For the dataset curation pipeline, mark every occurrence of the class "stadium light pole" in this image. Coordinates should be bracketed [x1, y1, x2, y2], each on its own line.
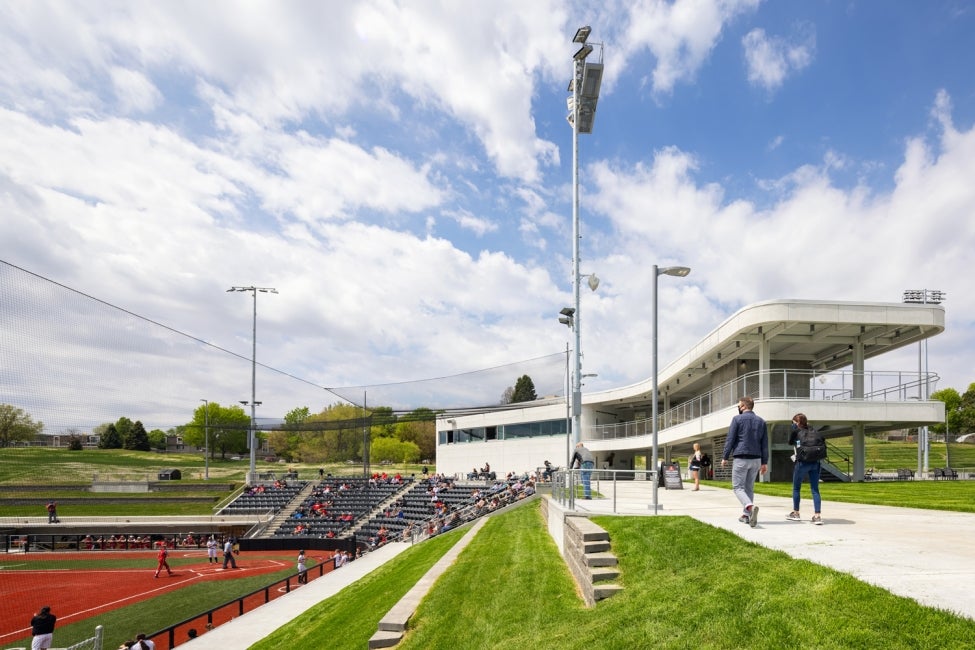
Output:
[651, 265, 691, 513]
[902, 288, 945, 478]
[200, 399, 209, 480]
[228, 285, 277, 485]
[566, 25, 602, 448]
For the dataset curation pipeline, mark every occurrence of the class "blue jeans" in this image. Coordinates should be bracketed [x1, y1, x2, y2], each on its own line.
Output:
[792, 461, 822, 513]
[731, 457, 761, 512]
[581, 461, 594, 498]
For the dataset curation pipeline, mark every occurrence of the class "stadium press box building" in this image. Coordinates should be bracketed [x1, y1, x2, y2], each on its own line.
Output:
[435, 299, 946, 484]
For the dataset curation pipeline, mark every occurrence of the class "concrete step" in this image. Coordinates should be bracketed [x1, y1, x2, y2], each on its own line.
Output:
[369, 629, 403, 649]
[584, 551, 618, 567]
[584, 540, 611, 553]
[593, 583, 624, 601]
[591, 566, 620, 583]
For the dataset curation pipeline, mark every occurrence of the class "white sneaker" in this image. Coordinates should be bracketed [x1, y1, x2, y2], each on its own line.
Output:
[811, 514, 823, 525]
[786, 511, 801, 521]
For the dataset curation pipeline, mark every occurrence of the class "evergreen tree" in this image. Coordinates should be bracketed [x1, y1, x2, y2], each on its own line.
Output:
[125, 420, 151, 451]
[511, 375, 538, 403]
[98, 423, 122, 449]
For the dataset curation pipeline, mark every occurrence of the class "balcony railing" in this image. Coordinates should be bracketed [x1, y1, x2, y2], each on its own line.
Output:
[586, 369, 939, 442]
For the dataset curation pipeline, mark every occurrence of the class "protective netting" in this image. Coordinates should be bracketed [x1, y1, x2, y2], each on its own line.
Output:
[1, 260, 567, 434]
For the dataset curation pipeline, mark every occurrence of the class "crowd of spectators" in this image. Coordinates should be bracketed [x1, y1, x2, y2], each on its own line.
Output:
[78, 532, 215, 550]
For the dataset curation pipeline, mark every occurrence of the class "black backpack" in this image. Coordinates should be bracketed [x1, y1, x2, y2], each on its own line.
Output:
[796, 428, 827, 462]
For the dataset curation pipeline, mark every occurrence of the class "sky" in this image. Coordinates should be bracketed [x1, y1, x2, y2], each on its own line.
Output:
[2, 0, 974, 433]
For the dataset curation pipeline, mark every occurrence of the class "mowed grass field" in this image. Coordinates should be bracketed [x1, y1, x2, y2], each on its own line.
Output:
[2, 445, 974, 649]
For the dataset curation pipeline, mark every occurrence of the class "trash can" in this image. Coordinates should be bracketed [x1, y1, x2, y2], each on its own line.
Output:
[157, 469, 182, 480]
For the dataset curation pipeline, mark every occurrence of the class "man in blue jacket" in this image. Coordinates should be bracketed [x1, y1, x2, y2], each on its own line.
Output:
[721, 396, 768, 527]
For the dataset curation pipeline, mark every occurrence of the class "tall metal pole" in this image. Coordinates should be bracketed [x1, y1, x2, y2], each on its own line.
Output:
[651, 265, 691, 514]
[249, 289, 257, 484]
[651, 265, 660, 513]
[228, 285, 276, 486]
[571, 53, 582, 448]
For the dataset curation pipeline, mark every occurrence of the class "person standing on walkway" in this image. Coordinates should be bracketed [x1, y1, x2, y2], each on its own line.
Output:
[46, 501, 58, 523]
[721, 396, 768, 527]
[153, 542, 173, 578]
[222, 537, 237, 569]
[571, 442, 596, 499]
[787, 413, 825, 525]
[689, 442, 703, 491]
[30, 605, 56, 650]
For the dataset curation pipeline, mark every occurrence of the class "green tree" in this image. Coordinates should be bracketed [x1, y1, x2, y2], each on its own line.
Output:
[148, 429, 167, 450]
[930, 388, 963, 436]
[0, 404, 44, 447]
[511, 375, 538, 403]
[183, 402, 250, 458]
[124, 420, 151, 451]
[268, 406, 313, 461]
[959, 382, 975, 433]
[370, 406, 398, 438]
[370, 436, 421, 464]
[115, 417, 134, 447]
[300, 403, 367, 463]
[98, 423, 122, 449]
[395, 408, 437, 461]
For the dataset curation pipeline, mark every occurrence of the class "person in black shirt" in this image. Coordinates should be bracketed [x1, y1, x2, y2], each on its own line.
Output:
[30, 605, 56, 650]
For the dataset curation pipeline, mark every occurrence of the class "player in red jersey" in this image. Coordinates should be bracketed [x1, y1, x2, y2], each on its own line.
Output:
[153, 542, 173, 578]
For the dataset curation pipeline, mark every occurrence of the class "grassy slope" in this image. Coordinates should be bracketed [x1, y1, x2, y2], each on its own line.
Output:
[274, 502, 975, 650]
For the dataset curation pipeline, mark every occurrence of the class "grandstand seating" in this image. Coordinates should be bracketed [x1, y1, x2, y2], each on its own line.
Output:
[270, 475, 412, 539]
[219, 481, 308, 515]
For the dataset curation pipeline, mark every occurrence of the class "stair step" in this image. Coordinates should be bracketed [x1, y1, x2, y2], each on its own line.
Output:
[584, 551, 618, 567]
[368, 629, 403, 649]
[591, 567, 620, 583]
[593, 584, 624, 601]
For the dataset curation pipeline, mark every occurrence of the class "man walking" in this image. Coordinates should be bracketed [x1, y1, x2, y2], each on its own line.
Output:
[571, 442, 596, 499]
[721, 396, 768, 527]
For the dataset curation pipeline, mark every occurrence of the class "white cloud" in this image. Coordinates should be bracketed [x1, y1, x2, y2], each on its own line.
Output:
[110, 67, 162, 114]
[620, 0, 762, 94]
[742, 25, 815, 92]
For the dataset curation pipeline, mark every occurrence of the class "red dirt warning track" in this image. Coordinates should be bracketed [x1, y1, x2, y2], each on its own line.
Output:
[0, 549, 326, 647]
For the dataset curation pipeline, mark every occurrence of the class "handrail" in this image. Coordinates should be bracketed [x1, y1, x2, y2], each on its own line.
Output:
[587, 369, 940, 442]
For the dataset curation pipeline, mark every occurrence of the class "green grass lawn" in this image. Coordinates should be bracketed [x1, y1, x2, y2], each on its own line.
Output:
[749, 478, 975, 512]
[249, 502, 975, 650]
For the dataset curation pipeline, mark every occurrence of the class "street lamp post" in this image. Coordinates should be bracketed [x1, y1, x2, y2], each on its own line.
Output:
[651, 265, 691, 513]
[200, 399, 209, 480]
[902, 289, 946, 478]
[228, 285, 277, 485]
[565, 25, 602, 447]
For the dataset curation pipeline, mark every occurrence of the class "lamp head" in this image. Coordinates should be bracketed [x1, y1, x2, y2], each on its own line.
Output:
[573, 25, 592, 44]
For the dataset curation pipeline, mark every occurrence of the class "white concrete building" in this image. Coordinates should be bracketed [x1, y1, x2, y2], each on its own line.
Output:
[436, 299, 946, 482]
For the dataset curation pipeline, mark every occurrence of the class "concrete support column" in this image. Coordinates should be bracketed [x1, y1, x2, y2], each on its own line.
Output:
[852, 422, 866, 481]
[759, 338, 770, 399]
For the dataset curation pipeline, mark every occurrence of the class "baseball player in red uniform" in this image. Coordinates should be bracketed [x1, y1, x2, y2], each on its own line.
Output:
[154, 542, 173, 578]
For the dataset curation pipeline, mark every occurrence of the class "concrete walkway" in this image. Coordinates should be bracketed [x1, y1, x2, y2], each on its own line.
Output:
[557, 479, 975, 620]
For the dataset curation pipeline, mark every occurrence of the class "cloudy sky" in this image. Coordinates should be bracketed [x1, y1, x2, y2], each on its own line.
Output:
[2, 1, 974, 432]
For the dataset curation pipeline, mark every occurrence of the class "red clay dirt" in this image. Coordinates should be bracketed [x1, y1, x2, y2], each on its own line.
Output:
[0, 548, 331, 649]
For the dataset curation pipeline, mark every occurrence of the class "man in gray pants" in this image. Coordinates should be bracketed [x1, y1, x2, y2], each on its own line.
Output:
[721, 396, 768, 527]
[571, 442, 596, 499]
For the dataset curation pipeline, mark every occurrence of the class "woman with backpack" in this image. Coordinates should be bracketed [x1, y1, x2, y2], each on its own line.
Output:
[787, 413, 825, 525]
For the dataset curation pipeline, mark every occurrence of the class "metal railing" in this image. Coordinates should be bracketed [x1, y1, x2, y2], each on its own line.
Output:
[588, 369, 940, 442]
[551, 468, 656, 513]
